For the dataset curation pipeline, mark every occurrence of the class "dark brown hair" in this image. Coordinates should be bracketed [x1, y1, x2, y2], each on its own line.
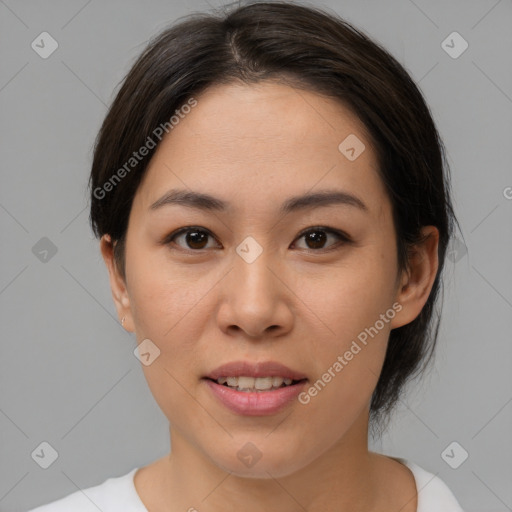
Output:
[88, 0, 459, 433]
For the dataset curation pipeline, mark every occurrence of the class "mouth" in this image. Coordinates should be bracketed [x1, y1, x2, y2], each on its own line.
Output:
[205, 376, 307, 392]
[202, 361, 308, 415]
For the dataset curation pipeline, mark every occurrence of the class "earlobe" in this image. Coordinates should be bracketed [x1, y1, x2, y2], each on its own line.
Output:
[100, 234, 133, 331]
[390, 226, 440, 330]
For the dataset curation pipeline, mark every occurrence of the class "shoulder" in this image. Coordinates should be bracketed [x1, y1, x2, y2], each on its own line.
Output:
[396, 458, 465, 512]
[27, 468, 146, 512]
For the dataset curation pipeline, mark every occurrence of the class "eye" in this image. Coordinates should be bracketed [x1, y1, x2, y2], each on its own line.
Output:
[292, 226, 351, 252]
[163, 226, 219, 252]
[163, 225, 351, 253]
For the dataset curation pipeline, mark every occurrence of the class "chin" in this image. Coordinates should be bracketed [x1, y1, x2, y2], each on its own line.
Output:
[208, 442, 314, 480]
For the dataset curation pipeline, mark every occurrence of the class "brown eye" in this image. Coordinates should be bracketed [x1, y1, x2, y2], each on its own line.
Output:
[165, 227, 219, 251]
[304, 230, 328, 249]
[293, 227, 350, 252]
[163, 225, 350, 254]
[182, 230, 209, 249]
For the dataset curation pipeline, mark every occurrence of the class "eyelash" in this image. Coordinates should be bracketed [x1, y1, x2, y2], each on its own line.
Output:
[162, 225, 352, 254]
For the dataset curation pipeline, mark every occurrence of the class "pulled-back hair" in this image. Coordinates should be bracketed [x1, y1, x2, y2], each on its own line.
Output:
[88, 0, 459, 433]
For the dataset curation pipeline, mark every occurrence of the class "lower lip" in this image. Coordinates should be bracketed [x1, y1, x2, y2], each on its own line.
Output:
[204, 379, 307, 416]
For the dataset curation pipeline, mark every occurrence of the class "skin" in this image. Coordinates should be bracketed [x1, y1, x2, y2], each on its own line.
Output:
[100, 80, 439, 512]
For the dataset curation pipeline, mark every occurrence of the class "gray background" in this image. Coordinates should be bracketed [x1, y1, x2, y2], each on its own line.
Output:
[1, 0, 511, 510]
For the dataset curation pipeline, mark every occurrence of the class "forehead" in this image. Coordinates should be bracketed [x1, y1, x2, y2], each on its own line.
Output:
[134, 80, 387, 216]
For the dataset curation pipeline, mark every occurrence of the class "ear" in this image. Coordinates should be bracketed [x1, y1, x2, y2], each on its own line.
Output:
[100, 234, 133, 332]
[390, 226, 440, 329]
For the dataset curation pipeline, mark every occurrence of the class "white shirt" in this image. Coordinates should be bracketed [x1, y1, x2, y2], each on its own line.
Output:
[27, 458, 464, 511]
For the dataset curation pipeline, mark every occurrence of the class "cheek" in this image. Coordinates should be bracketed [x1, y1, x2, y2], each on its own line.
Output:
[126, 262, 209, 413]
[303, 247, 397, 339]
[129, 269, 209, 423]
[293, 277, 394, 447]
[127, 247, 208, 340]
[296, 244, 397, 397]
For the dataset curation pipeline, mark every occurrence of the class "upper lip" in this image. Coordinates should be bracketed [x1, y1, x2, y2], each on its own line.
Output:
[205, 361, 307, 381]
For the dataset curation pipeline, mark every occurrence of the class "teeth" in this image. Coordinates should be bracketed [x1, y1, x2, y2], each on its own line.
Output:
[254, 377, 273, 390]
[237, 376, 255, 389]
[272, 376, 283, 387]
[215, 376, 296, 391]
[226, 377, 238, 387]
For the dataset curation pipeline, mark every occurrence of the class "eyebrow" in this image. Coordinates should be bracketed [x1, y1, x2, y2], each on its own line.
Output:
[149, 188, 368, 214]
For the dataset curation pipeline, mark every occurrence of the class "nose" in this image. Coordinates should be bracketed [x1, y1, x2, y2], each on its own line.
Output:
[216, 245, 294, 339]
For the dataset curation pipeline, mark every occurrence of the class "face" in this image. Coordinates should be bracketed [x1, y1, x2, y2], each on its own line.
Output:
[102, 80, 437, 479]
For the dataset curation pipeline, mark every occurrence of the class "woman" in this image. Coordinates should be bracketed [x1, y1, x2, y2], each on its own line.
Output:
[29, 1, 464, 510]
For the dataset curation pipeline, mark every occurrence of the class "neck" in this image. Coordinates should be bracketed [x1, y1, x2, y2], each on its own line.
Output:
[153, 410, 384, 512]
